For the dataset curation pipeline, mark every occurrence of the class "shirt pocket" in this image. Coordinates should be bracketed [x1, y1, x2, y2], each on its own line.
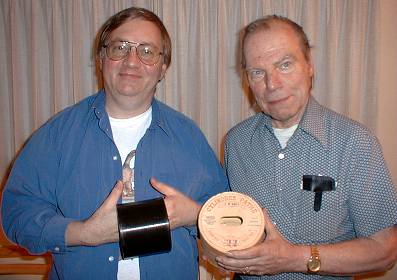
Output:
[292, 185, 349, 243]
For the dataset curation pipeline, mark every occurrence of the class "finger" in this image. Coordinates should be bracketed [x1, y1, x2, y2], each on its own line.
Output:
[150, 177, 178, 196]
[262, 208, 277, 235]
[103, 181, 123, 207]
[216, 260, 247, 273]
[223, 242, 265, 259]
[215, 264, 233, 276]
[220, 269, 233, 277]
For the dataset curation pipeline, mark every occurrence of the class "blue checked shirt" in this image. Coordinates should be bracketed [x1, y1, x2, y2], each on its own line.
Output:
[224, 96, 397, 280]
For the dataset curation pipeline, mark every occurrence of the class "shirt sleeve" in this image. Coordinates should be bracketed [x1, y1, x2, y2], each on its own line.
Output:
[1, 127, 74, 255]
[183, 125, 230, 237]
[347, 129, 397, 237]
[197, 126, 230, 201]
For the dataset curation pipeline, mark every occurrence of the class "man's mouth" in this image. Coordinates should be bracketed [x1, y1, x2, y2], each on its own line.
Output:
[267, 95, 290, 105]
[119, 72, 141, 79]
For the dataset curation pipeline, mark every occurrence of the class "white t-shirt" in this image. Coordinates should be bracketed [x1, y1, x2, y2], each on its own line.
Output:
[109, 107, 152, 280]
[273, 124, 298, 149]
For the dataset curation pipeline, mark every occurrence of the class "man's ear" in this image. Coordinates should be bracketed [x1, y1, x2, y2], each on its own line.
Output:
[99, 56, 103, 72]
[307, 51, 314, 77]
[159, 63, 167, 81]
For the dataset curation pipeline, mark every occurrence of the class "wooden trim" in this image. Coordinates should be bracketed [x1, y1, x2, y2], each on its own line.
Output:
[0, 245, 51, 275]
[0, 263, 51, 275]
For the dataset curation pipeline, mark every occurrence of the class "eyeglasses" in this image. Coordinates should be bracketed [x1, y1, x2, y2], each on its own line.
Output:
[103, 41, 163, 65]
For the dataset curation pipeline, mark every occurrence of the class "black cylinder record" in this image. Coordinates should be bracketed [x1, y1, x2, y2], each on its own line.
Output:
[117, 197, 171, 259]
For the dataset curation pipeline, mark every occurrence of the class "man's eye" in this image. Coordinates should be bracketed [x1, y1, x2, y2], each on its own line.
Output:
[110, 43, 125, 52]
[279, 61, 292, 71]
[119, 43, 129, 50]
[143, 47, 153, 54]
[138, 45, 158, 58]
[249, 70, 264, 77]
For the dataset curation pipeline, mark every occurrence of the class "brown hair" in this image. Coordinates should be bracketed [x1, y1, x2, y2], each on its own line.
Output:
[241, 15, 311, 68]
[96, 7, 171, 68]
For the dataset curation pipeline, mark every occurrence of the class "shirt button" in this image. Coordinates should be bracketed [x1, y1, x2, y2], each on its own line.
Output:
[108, 256, 114, 262]
[54, 247, 60, 252]
[278, 153, 285, 159]
[113, 156, 118, 160]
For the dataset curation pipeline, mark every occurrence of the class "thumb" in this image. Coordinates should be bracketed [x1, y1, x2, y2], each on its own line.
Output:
[150, 177, 177, 196]
[262, 208, 277, 237]
[103, 181, 123, 208]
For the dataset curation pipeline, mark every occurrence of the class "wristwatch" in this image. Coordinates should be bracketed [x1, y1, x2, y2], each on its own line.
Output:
[307, 245, 321, 273]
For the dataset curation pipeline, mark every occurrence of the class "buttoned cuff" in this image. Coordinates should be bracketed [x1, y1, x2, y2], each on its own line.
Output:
[42, 215, 75, 253]
[184, 225, 198, 237]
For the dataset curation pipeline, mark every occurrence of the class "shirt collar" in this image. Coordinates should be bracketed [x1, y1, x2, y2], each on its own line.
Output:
[91, 91, 169, 136]
[91, 89, 106, 119]
[299, 96, 328, 148]
[257, 96, 328, 148]
[149, 99, 170, 136]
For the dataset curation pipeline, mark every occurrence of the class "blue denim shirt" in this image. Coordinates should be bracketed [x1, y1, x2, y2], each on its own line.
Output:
[2, 90, 229, 280]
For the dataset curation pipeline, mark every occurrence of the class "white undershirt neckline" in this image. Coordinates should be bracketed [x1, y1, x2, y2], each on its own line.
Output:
[273, 124, 298, 149]
[109, 107, 152, 164]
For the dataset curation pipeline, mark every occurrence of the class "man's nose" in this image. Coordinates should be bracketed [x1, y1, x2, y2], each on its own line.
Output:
[123, 47, 141, 66]
[266, 71, 282, 91]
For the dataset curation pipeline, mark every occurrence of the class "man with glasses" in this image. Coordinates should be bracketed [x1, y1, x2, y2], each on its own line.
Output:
[216, 15, 397, 279]
[1, 7, 228, 280]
